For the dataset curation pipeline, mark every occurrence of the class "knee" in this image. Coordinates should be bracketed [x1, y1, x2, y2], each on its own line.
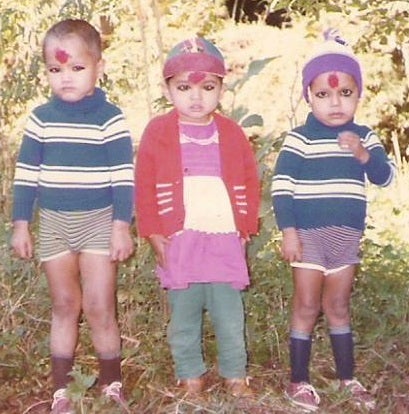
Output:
[83, 300, 115, 326]
[52, 295, 81, 320]
[293, 298, 321, 322]
[323, 297, 350, 321]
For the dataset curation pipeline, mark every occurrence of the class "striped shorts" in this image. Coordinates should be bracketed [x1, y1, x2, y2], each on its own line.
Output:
[39, 206, 112, 262]
[291, 225, 362, 275]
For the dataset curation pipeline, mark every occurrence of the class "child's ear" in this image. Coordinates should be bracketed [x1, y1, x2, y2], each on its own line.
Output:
[97, 58, 106, 80]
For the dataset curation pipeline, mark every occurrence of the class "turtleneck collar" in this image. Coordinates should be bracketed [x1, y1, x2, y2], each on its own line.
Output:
[50, 87, 106, 114]
[306, 112, 357, 135]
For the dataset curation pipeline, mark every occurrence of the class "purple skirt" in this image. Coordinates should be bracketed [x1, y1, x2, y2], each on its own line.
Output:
[157, 229, 250, 290]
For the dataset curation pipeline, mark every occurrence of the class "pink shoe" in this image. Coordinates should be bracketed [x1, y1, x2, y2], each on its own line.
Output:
[102, 381, 130, 413]
[340, 379, 376, 410]
[50, 388, 74, 414]
[285, 382, 320, 412]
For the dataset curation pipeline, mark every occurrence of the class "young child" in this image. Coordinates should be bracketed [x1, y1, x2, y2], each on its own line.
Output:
[11, 19, 134, 414]
[271, 30, 395, 412]
[135, 37, 260, 397]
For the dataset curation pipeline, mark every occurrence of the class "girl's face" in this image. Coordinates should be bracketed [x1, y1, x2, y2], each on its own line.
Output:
[163, 72, 224, 123]
[44, 34, 104, 103]
[309, 71, 360, 127]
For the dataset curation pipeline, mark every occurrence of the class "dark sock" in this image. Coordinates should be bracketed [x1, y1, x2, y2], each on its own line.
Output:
[98, 355, 122, 386]
[329, 326, 354, 380]
[289, 330, 312, 383]
[51, 355, 74, 392]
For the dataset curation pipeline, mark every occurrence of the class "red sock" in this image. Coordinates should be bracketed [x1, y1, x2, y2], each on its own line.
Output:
[98, 355, 122, 386]
[51, 355, 74, 392]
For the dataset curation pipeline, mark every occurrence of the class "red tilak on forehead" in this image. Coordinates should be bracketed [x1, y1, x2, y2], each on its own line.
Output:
[188, 71, 206, 84]
[55, 48, 70, 63]
[328, 73, 339, 88]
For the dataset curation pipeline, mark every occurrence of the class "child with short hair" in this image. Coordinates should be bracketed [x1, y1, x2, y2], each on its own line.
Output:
[271, 30, 395, 412]
[135, 37, 260, 397]
[11, 19, 134, 414]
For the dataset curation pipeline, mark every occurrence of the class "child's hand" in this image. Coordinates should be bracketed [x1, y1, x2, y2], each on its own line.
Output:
[148, 234, 170, 268]
[337, 131, 370, 164]
[11, 221, 33, 259]
[110, 220, 134, 262]
[281, 227, 302, 262]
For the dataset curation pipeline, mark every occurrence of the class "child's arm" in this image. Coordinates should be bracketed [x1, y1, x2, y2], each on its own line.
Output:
[135, 122, 166, 237]
[281, 227, 302, 262]
[110, 220, 134, 262]
[271, 132, 302, 231]
[104, 111, 135, 224]
[11, 220, 33, 259]
[338, 131, 369, 163]
[338, 130, 395, 186]
[148, 234, 170, 268]
[242, 135, 261, 236]
[12, 114, 44, 224]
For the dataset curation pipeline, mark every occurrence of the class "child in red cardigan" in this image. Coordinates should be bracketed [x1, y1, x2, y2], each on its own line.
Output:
[135, 37, 260, 397]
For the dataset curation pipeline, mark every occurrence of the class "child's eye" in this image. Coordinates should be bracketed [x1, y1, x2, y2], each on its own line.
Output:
[48, 67, 60, 74]
[341, 88, 353, 97]
[315, 91, 328, 98]
[72, 65, 85, 72]
[203, 84, 216, 91]
[177, 84, 190, 91]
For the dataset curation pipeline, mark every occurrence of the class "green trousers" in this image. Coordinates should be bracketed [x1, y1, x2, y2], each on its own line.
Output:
[167, 283, 247, 380]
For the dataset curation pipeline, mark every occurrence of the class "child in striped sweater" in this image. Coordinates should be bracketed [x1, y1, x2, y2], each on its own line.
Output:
[11, 19, 134, 414]
[272, 30, 395, 412]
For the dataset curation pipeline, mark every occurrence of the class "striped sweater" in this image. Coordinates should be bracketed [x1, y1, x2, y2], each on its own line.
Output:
[271, 113, 395, 231]
[12, 88, 134, 223]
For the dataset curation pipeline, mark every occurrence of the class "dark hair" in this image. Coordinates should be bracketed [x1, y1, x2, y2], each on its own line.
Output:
[42, 19, 102, 61]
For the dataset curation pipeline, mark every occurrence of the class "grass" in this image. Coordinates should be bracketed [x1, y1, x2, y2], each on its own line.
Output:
[1, 169, 409, 413]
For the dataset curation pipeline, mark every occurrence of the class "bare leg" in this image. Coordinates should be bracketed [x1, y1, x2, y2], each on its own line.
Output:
[80, 253, 121, 385]
[289, 267, 324, 384]
[291, 267, 324, 333]
[322, 265, 355, 327]
[44, 252, 81, 391]
[322, 265, 356, 380]
[44, 252, 82, 357]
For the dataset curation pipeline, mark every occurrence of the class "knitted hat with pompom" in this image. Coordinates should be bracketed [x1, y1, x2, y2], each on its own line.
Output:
[302, 29, 362, 102]
[163, 37, 226, 79]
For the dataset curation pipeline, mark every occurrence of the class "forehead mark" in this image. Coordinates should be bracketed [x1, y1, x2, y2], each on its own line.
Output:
[188, 71, 206, 84]
[55, 48, 70, 63]
[328, 73, 339, 88]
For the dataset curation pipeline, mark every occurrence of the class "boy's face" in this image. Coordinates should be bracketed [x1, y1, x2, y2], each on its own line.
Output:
[44, 34, 104, 102]
[163, 72, 224, 123]
[309, 71, 360, 127]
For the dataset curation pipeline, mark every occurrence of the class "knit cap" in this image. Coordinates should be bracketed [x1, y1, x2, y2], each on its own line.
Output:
[163, 37, 226, 79]
[302, 29, 362, 102]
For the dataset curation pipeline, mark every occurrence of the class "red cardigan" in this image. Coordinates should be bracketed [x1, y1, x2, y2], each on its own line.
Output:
[135, 109, 260, 239]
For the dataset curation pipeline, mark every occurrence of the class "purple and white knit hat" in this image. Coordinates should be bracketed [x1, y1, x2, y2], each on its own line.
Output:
[163, 37, 226, 79]
[302, 29, 362, 102]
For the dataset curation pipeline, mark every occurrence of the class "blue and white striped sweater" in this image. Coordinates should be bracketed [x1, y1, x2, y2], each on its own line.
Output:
[13, 88, 134, 222]
[271, 113, 395, 231]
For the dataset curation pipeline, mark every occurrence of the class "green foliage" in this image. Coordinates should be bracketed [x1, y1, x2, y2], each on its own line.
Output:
[67, 367, 97, 403]
[226, 56, 278, 126]
[158, 0, 227, 35]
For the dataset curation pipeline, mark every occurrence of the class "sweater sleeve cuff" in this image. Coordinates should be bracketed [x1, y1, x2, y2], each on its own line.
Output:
[12, 203, 34, 222]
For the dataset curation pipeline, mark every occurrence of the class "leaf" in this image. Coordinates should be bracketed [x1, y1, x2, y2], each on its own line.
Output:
[247, 57, 278, 77]
[230, 57, 279, 92]
[241, 113, 264, 128]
